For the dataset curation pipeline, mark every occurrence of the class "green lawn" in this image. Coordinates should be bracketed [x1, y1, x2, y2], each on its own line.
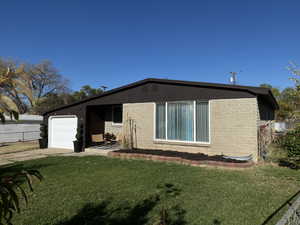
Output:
[6, 156, 300, 225]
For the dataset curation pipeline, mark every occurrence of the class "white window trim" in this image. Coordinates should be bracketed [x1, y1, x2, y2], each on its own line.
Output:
[111, 105, 123, 126]
[153, 100, 210, 145]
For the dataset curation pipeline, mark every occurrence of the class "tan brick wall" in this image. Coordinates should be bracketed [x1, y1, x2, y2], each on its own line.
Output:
[122, 98, 259, 162]
[104, 121, 123, 140]
[211, 98, 258, 161]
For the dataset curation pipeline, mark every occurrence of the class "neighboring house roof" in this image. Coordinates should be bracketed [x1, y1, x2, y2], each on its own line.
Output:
[43, 78, 279, 115]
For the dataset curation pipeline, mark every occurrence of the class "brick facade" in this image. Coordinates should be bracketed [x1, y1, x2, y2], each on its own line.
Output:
[104, 121, 123, 140]
[121, 98, 259, 162]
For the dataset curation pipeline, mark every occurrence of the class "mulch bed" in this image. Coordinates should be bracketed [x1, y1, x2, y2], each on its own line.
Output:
[108, 149, 254, 168]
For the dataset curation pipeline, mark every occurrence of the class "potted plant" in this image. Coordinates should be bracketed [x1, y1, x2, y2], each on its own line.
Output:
[39, 123, 48, 149]
[73, 123, 83, 152]
[104, 133, 116, 144]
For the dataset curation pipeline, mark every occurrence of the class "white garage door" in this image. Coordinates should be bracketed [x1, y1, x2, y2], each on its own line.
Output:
[49, 116, 78, 149]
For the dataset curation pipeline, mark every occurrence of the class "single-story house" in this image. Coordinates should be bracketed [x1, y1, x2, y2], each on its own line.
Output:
[42, 78, 278, 162]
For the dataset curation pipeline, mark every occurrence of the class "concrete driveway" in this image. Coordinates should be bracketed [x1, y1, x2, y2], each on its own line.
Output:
[0, 148, 109, 166]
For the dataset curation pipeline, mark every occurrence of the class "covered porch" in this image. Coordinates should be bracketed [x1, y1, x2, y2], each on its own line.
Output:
[85, 104, 123, 149]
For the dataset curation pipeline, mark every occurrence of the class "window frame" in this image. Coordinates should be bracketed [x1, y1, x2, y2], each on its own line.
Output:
[112, 105, 123, 125]
[153, 100, 210, 144]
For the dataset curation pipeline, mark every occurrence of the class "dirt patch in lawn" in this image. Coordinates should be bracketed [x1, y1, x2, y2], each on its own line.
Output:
[110, 149, 254, 168]
[0, 141, 39, 155]
[115, 149, 246, 163]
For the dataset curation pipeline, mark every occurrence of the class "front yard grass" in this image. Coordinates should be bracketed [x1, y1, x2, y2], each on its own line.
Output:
[6, 156, 300, 225]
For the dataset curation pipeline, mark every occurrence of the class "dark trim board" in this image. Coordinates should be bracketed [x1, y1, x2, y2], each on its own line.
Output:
[43, 78, 278, 125]
[43, 78, 278, 117]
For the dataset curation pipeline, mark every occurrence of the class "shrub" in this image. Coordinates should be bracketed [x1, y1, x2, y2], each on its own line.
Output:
[104, 133, 116, 141]
[73, 122, 84, 152]
[40, 123, 48, 139]
[281, 126, 300, 157]
[75, 123, 83, 143]
[0, 169, 43, 224]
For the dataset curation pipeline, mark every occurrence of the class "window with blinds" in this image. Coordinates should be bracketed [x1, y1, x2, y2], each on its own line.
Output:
[155, 101, 209, 143]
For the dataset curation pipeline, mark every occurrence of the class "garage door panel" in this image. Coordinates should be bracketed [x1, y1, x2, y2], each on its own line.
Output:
[49, 116, 78, 149]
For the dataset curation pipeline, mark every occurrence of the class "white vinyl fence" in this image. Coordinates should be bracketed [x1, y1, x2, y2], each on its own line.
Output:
[0, 124, 41, 143]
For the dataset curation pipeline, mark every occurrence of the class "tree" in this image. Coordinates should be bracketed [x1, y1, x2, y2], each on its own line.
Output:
[276, 90, 298, 121]
[287, 62, 300, 90]
[260, 62, 300, 121]
[260, 83, 281, 98]
[0, 169, 42, 225]
[0, 59, 30, 122]
[27, 60, 70, 106]
[259, 84, 299, 121]
[286, 62, 300, 121]
[32, 93, 75, 115]
[32, 85, 104, 114]
[0, 59, 70, 115]
[0, 58, 105, 115]
[72, 85, 103, 101]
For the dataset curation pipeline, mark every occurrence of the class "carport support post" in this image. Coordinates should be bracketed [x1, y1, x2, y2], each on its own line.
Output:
[82, 105, 87, 152]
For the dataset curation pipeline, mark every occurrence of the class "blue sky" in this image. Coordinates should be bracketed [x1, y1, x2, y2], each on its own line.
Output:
[1, 0, 299, 91]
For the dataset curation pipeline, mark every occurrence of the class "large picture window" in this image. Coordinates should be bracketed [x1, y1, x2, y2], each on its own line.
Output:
[155, 101, 209, 143]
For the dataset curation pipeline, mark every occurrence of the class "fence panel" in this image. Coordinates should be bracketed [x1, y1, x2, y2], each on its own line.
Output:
[0, 124, 41, 143]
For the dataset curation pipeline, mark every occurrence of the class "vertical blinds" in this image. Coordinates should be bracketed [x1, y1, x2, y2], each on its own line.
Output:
[156, 103, 166, 139]
[156, 101, 209, 143]
[196, 101, 209, 142]
[167, 101, 194, 141]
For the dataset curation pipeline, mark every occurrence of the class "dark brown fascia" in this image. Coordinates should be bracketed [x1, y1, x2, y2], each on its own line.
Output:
[43, 78, 279, 115]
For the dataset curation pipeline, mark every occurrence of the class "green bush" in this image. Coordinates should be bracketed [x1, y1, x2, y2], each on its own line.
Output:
[104, 133, 116, 141]
[281, 126, 300, 157]
[75, 123, 83, 143]
[40, 124, 48, 139]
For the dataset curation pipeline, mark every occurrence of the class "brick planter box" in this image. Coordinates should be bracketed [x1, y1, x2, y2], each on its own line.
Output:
[108, 151, 254, 168]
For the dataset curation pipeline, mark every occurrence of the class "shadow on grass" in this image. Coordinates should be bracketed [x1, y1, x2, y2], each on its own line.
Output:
[56, 198, 187, 225]
[212, 219, 222, 225]
[0, 162, 52, 173]
[0, 163, 52, 181]
[56, 184, 187, 225]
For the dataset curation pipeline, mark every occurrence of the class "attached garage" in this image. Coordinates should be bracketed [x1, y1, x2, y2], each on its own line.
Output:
[48, 116, 78, 149]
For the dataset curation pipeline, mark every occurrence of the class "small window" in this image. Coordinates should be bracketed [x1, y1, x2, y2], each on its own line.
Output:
[112, 105, 123, 124]
[156, 103, 166, 139]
